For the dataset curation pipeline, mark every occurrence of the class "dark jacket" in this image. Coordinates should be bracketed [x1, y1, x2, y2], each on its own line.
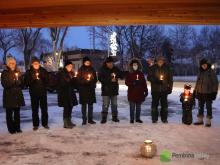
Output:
[98, 64, 123, 96]
[147, 64, 173, 94]
[57, 68, 78, 107]
[78, 65, 97, 104]
[1, 67, 25, 108]
[25, 66, 49, 96]
[180, 92, 195, 110]
[195, 65, 218, 100]
[125, 59, 148, 103]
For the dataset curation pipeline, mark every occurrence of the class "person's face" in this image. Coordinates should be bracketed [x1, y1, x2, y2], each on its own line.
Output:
[32, 62, 40, 70]
[65, 64, 73, 72]
[184, 89, 190, 94]
[84, 61, 91, 67]
[157, 59, 164, 67]
[7, 59, 16, 71]
[201, 64, 208, 70]
[106, 62, 113, 69]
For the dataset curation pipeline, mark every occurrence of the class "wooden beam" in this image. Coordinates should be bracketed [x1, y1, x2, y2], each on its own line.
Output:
[0, 0, 220, 28]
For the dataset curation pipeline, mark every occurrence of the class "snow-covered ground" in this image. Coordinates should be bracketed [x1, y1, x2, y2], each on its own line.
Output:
[0, 83, 220, 165]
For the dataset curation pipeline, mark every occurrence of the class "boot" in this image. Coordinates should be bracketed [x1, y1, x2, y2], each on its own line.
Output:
[82, 119, 87, 125]
[112, 116, 120, 122]
[68, 118, 76, 127]
[101, 112, 108, 124]
[194, 116, 204, 125]
[63, 118, 73, 129]
[205, 118, 211, 127]
[88, 120, 96, 124]
[151, 108, 158, 123]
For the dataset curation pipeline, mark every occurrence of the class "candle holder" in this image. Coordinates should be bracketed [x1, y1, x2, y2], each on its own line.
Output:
[136, 74, 139, 80]
[112, 73, 116, 80]
[140, 140, 157, 158]
[15, 72, 19, 80]
[184, 94, 189, 102]
[87, 74, 91, 81]
[74, 71, 78, 77]
[36, 73, 39, 80]
[160, 75, 164, 81]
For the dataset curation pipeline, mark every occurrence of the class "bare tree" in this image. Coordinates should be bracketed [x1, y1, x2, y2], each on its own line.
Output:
[49, 27, 68, 70]
[15, 28, 42, 69]
[0, 29, 17, 63]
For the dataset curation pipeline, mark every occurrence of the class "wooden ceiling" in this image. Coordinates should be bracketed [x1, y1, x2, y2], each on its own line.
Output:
[0, 0, 220, 28]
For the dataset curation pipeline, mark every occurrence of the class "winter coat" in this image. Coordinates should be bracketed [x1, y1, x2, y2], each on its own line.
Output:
[25, 66, 49, 96]
[77, 65, 97, 104]
[125, 59, 148, 103]
[194, 65, 219, 101]
[1, 67, 25, 108]
[98, 64, 123, 96]
[147, 64, 173, 94]
[57, 68, 78, 107]
[180, 92, 195, 110]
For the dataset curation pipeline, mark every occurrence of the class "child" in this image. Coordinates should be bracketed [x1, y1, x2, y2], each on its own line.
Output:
[180, 84, 195, 125]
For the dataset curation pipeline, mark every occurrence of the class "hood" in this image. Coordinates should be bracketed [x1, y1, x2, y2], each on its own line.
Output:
[128, 58, 143, 72]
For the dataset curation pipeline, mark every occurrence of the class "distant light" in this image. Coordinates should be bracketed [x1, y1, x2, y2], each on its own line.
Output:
[55, 52, 59, 56]
[109, 31, 118, 56]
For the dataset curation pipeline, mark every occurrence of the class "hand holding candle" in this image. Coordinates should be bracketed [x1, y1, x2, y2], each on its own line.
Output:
[112, 73, 116, 82]
[184, 94, 189, 102]
[136, 74, 139, 80]
[160, 75, 164, 81]
[15, 72, 19, 80]
[74, 71, 78, 78]
[36, 72, 40, 80]
[87, 74, 91, 81]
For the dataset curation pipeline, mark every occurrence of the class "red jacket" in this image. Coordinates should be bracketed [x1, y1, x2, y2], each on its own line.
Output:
[125, 71, 148, 103]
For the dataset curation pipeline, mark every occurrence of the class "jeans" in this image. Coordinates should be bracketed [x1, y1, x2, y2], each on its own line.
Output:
[198, 99, 213, 119]
[129, 102, 141, 121]
[81, 103, 94, 122]
[30, 94, 48, 127]
[151, 92, 168, 122]
[102, 96, 118, 117]
[6, 108, 21, 133]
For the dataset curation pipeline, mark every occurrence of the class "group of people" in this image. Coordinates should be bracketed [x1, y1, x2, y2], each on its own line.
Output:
[1, 55, 218, 134]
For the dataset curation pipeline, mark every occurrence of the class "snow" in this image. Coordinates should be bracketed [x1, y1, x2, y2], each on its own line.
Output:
[0, 83, 220, 165]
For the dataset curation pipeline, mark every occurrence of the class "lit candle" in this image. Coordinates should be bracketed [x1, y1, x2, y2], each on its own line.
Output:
[74, 71, 78, 77]
[112, 73, 116, 79]
[36, 72, 39, 80]
[15, 72, 19, 80]
[87, 74, 91, 81]
[184, 94, 189, 102]
[160, 75, 164, 80]
[145, 145, 152, 153]
[136, 74, 139, 80]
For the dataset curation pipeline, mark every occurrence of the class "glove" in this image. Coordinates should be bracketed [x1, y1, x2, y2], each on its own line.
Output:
[211, 92, 217, 100]
[144, 90, 148, 97]
[193, 90, 198, 99]
[167, 88, 172, 95]
[133, 80, 140, 86]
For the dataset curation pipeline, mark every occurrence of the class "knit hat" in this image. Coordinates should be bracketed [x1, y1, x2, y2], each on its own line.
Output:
[83, 56, 91, 63]
[105, 56, 114, 63]
[200, 58, 208, 66]
[64, 61, 72, 67]
[31, 57, 40, 64]
[184, 84, 192, 90]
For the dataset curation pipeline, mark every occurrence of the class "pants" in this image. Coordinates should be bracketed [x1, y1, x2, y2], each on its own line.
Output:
[30, 94, 48, 127]
[151, 92, 168, 122]
[182, 108, 193, 125]
[81, 103, 93, 122]
[6, 108, 21, 133]
[63, 104, 73, 119]
[102, 96, 118, 118]
[198, 99, 213, 119]
[129, 102, 141, 121]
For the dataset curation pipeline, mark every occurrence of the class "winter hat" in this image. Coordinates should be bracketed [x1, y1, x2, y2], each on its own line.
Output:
[31, 57, 40, 64]
[105, 56, 114, 63]
[200, 58, 208, 66]
[83, 56, 91, 63]
[184, 84, 192, 90]
[64, 60, 72, 67]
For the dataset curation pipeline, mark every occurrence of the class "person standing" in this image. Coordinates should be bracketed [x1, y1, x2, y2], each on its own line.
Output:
[125, 59, 148, 123]
[78, 57, 97, 125]
[194, 58, 218, 127]
[57, 61, 78, 129]
[1, 57, 25, 134]
[98, 57, 123, 124]
[147, 56, 173, 123]
[25, 57, 49, 131]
